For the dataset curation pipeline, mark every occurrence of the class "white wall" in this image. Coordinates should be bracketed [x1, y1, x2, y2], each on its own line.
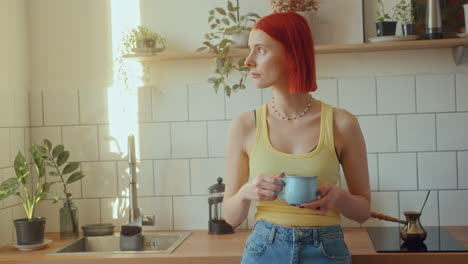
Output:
[1, 0, 468, 247]
[0, 0, 30, 246]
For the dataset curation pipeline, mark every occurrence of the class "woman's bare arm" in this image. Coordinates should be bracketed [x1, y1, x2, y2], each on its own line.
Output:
[223, 111, 284, 227]
[301, 109, 371, 223]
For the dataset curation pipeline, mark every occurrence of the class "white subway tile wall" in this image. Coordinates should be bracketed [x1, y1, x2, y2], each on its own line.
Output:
[171, 122, 207, 158]
[9, 129, 25, 165]
[314, 79, 338, 107]
[367, 154, 379, 191]
[153, 85, 189, 122]
[139, 196, 173, 231]
[188, 84, 224, 120]
[29, 90, 43, 126]
[2, 71, 468, 248]
[416, 74, 455, 113]
[379, 153, 417, 191]
[338, 78, 376, 115]
[30, 127, 62, 146]
[63, 126, 99, 161]
[418, 152, 457, 190]
[359, 115, 397, 153]
[225, 84, 262, 119]
[458, 151, 468, 189]
[154, 159, 190, 196]
[456, 74, 468, 111]
[42, 89, 79, 126]
[0, 88, 29, 246]
[439, 191, 468, 226]
[173, 196, 208, 230]
[0, 129, 10, 168]
[138, 123, 171, 159]
[436, 113, 468, 150]
[79, 88, 109, 125]
[377, 76, 415, 114]
[81, 161, 118, 198]
[207, 121, 230, 157]
[73, 199, 101, 229]
[397, 114, 436, 152]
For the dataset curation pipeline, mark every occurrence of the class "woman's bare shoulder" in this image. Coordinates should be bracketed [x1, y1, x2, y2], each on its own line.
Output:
[332, 107, 359, 131]
[230, 110, 256, 132]
[228, 110, 256, 151]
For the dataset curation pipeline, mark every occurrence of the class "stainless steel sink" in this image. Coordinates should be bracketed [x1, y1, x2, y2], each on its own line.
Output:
[48, 232, 191, 255]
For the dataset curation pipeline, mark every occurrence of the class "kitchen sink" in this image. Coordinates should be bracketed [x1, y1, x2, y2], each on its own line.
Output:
[48, 232, 191, 255]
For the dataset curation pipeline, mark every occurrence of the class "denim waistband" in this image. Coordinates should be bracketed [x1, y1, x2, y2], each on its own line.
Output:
[253, 220, 344, 243]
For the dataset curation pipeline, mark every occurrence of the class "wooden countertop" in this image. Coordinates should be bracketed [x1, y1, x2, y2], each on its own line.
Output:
[0, 227, 467, 264]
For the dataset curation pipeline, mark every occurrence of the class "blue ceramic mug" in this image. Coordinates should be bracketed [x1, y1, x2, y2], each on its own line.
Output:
[277, 175, 318, 205]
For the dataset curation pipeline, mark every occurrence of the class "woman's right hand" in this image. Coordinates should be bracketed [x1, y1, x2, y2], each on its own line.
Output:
[239, 172, 285, 201]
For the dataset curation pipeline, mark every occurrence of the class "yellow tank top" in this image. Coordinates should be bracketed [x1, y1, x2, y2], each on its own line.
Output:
[249, 101, 341, 227]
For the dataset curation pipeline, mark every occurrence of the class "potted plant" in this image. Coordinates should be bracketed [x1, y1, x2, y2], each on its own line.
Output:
[270, 0, 320, 12]
[39, 139, 85, 239]
[270, 0, 320, 39]
[121, 26, 166, 56]
[393, 0, 415, 35]
[116, 26, 166, 90]
[376, 0, 398, 36]
[229, 0, 260, 47]
[197, 0, 259, 96]
[0, 144, 56, 245]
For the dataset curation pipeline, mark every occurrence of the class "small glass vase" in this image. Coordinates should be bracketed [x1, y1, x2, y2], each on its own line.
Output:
[60, 200, 79, 239]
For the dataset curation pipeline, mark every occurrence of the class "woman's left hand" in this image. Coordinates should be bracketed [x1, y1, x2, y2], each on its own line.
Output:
[297, 184, 343, 215]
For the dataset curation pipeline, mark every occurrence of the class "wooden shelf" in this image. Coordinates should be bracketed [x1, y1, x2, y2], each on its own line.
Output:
[123, 38, 468, 63]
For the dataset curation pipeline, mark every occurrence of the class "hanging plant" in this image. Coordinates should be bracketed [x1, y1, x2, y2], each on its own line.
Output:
[197, 0, 259, 96]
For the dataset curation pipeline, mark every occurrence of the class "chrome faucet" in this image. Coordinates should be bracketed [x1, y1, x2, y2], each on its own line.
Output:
[128, 135, 155, 227]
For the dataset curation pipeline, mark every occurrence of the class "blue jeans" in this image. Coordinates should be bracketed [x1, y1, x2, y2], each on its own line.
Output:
[241, 220, 351, 264]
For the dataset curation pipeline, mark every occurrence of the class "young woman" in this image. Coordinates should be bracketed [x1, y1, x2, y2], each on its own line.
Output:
[223, 11, 371, 264]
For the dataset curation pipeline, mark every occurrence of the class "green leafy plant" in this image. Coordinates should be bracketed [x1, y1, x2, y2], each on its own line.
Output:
[197, 0, 259, 96]
[121, 26, 166, 55]
[0, 144, 55, 221]
[392, 0, 414, 24]
[0, 139, 85, 222]
[39, 139, 84, 203]
[376, 0, 392, 22]
[116, 26, 166, 90]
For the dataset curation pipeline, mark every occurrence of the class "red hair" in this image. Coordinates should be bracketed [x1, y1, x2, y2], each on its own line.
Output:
[253, 11, 317, 94]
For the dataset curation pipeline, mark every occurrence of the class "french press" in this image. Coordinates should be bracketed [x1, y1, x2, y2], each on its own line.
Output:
[208, 177, 233, 234]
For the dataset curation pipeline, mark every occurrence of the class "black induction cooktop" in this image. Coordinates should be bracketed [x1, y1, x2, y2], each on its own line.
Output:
[367, 226, 467, 252]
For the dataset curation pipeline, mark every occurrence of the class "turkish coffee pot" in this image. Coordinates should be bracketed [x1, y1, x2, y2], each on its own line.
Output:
[371, 210, 427, 243]
[370, 191, 430, 243]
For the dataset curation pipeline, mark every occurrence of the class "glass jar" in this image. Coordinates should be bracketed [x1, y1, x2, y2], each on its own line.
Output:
[60, 200, 79, 239]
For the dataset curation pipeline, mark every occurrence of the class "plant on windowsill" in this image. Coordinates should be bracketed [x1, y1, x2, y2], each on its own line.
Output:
[0, 144, 56, 245]
[39, 139, 85, 239]
[197, 0, 259, 96]
[117, 26, 167, 90]
[392, 0, 415, 35]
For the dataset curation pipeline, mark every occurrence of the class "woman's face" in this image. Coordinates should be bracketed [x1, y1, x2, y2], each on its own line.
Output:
[245, 29, 288, 89]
